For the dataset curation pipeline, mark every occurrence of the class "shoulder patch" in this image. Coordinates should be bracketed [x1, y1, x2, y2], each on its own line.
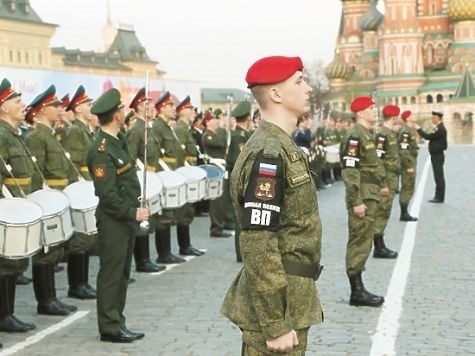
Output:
[342, 138, 360, 168]
[93, 165, 106, 178]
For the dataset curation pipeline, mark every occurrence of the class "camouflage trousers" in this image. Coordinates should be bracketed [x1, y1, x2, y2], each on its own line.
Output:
[241, 328, 309, 355]
[374, 172, 399, 236]
[346, 199, 378, 277]
[399, 168, 416, 206]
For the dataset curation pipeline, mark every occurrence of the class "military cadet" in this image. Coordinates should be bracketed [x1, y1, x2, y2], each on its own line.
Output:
[173, 95, 204, 256]
[62, 85, 98, 299]
[225, 100, 252, 262]
[190, 111, 209, 216]
[54, 94, 74, 145]
[0, 78, 37, 333]
[221, 56, 323, 354]
[127, 88, 166, 272]
[87, 88, 148, 343]
[25, 85, 77, 316]
[202, 113, 232, 238]
[249, 108, 261, 134]
[398, 111, 418, 221]
[150, 91, 186, 263]
[339, 96, 387, 307]
[414, 111, 447, 203]
[373, 104, 401, 259]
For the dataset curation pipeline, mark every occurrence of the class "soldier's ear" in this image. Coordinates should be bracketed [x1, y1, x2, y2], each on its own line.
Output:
[268, 87, 282, 104]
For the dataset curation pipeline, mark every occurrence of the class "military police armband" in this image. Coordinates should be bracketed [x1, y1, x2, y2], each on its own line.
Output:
[342, 138, 360, 168]
[376, 135, 386, 158]
[241, 152, 284, 231]
[400, 133, 410, 150]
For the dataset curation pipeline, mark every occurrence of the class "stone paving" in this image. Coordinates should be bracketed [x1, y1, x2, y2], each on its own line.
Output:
[1, 145, 474, 355]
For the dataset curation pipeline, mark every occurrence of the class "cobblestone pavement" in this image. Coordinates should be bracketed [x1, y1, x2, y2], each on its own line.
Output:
[1, 146, 474, 355]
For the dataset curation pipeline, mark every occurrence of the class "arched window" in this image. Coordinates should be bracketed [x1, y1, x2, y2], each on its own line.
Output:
[436, 94, 443, 103]
[410, 96, 417, 104]
[402, 97, 408, 105]
[427, 95, 433, 104]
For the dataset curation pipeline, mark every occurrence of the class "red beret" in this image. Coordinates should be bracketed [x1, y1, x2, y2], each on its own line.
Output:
[245, 56, 304, 88]
[401, 110, 412, 121]
[350, 96, 375, 113]
[382, 104, 400, 117]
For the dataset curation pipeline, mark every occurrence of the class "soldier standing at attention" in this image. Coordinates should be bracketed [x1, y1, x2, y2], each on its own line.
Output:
[221, 56, 323, 354]
[225, 100, 252, 263]
[373, 104, 400, 259]
[63, 85, 98, 299]
[25, 85, 77, 316]
[398, 111, 418, 221]
[87, 88, 148, 343]
[339, 96, 387, 307]
[151, 91, 187, 263]
[414, 111, 447, 203]
[0, 78, 36, 333]
[127, 88, 166, 272]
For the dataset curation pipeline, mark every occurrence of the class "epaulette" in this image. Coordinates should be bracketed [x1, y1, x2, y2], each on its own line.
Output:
[97, 138, 106, 152]
[261, 137, 280, 158]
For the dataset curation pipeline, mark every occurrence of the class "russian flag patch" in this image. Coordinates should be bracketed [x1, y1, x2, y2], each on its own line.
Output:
[258, 162, 277, 176]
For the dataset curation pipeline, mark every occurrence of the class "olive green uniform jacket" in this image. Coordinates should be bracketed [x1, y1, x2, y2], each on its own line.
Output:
[174, 119, 198, 165]
[0, 120, 34, 276]
[127, 117, 161, 172]
[152, 116, 185, 171]
[221, 120, 323, 340]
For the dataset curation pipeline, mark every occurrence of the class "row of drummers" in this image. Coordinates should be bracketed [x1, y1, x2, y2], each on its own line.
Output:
[0, 165, 224, 260]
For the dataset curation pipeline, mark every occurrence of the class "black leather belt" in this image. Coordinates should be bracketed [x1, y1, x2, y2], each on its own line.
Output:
[282, 260, 323, 281]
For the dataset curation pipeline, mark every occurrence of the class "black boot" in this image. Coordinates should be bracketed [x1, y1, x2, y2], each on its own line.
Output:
[82, 253, 97, 296]
[0, 276, 34, 332]
[48, 265, 77, 313]
[177, 225, 204, 256]
[33, 264, 70, 316]
[155, 227, 186, 264]
[373, 235, 398, 259]
[68, 254, 95, 299]
[399, 203, 418, 221]
[134, 235, 165, 272]
[7, 275, 36, 330]
[15, 273, 32, 285]
[349, 273, 384, 307]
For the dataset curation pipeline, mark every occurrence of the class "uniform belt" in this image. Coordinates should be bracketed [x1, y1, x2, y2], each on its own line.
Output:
[45, 178, 69, 186]
[3, 177, 31, 185]
[146, 164, 156, 172]
[185, 156, 197, 163]
[80, 166, 89, 173]
[282, 260, 323, 281]
[162, 157, 177, 163]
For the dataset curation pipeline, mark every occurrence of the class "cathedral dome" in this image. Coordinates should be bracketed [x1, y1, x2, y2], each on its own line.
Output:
[447, 0, 475, 22]
[361, 1, 383, 31]
[325, 50, 352, 80]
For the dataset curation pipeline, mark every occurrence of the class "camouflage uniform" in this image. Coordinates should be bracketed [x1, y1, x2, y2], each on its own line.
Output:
[398, 125, 418, 216]
[339, 123, 384, 276]
[221, 120, 323, 351]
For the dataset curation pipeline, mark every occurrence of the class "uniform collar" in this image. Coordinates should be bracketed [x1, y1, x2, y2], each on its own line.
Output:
[0, 119, 21, 136]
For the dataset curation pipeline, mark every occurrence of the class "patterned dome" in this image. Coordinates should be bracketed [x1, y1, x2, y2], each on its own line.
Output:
[325, 50, 352, 80]
[447, 0, 475, 21]
[361, 1, 383, 31]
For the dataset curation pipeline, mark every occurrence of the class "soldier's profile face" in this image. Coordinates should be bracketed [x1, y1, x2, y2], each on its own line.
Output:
[279, 71, 312, 116]
[3, 97, 25, 122]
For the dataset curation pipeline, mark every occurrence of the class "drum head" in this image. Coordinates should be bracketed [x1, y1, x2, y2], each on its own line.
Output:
[0, 198, 43, 224]
[27, 189, 70, 215]
[175, 166, 207, 181]
[136, 171, 163, 195]
[64, 181, 99, 210]
[156, 171, 186, 187]
[199, 164, 224, 179]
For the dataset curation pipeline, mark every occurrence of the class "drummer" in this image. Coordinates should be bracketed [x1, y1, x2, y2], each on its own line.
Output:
[25, 85, 77, 316]
[62, 85, 98, 300]
[0, 78, 37, 333]
[127, 88, 166, 272]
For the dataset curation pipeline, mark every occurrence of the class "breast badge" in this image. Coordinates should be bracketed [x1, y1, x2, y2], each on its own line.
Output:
[94, 165, 106, 179]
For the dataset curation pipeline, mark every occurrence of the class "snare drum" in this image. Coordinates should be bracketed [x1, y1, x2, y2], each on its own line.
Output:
[136, 171, 163, 214]
[325, 144, 340, 164]
[27, 189, 74, 247]
[156, 171, 187, 209]
[0, 198, 43, 259]
[63, 181, 98, 235]
[175, 166, 207, 203]
[199, 164, 224, 200]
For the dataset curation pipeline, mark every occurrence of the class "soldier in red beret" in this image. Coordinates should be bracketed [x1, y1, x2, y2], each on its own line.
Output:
[339, 96, 387, 307]
[373, 104, 401, 259]
[398, 110, 419, 220]
[221, 56, 323, 354]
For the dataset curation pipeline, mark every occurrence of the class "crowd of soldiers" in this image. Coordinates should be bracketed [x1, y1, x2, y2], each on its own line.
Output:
[0, 77, 259, 345]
